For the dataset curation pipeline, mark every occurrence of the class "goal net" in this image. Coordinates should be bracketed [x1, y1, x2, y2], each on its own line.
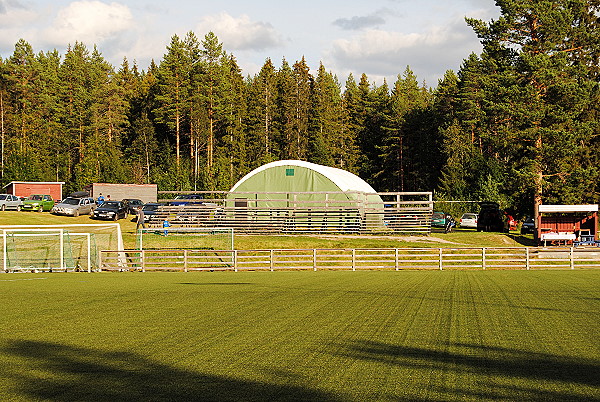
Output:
[137, 227, 234, 251]
[0, 224, 123, 272]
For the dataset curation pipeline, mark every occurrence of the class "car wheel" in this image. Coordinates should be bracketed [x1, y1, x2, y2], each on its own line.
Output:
[38, 206, 43, 212]
[1, 205, 5, 211]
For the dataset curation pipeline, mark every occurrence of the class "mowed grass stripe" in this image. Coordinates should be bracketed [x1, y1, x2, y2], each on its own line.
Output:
[0, 271, 598, 401]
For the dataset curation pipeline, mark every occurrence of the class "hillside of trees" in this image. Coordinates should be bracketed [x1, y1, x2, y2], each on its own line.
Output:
[0, 1, 598, 217]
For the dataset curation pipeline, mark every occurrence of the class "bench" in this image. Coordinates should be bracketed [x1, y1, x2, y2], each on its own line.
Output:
[540, 232, 576, 246]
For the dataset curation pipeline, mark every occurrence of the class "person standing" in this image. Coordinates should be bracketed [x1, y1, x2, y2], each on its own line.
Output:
[162, 219, 170, 236]
[136, 207, 146, 231]
[97, 193, 105, 206]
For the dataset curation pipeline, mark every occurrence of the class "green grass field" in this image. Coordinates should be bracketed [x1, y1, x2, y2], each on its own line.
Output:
[1, 270, 598, 401]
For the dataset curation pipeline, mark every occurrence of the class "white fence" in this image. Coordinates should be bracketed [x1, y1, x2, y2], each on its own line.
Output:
[98, 247, 600, 272]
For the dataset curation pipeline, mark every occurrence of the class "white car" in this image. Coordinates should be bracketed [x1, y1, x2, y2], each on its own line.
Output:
[0, 194, 23, 211]
[460, 213, 478, 229]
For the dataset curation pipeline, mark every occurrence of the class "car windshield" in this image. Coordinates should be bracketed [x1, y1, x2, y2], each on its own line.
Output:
[462, 214, 477, 219]
[0, 195, 6, 200]
[143, 204, 159, 211]
[103, 201, 120, 208]
[29, 195, 43, 200]
[62, 198, 79, 205]
[432, 213, 444, 219]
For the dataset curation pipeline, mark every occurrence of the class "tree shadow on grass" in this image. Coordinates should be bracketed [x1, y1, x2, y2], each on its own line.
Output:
[337, 340, 600, 400]
[2, 340, 341, 401]
[506, 233, 537, 247]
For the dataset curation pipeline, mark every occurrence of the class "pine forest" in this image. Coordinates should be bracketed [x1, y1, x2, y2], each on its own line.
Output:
[0, 1, 598, 216]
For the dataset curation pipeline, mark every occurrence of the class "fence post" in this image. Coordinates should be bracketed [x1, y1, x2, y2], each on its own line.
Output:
[526, 248, 530, 270]
[270, 249, 274, 272]
[395, 248, 399, 271]
[184, 249, 188, 272]
[439, 248, 443, 271]
[482, 247, 486, 270]
[352, 249, 356, 271]
[570, 247, 574, 270]
[313, 249, 317, 271]
[141, 250, 146, 273]
[233, 250, 238, 272]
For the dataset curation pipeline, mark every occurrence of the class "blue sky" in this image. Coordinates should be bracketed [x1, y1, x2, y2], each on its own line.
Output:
[0, 0, 500, 86]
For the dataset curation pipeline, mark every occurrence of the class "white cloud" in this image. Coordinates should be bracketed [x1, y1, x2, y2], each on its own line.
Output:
[196, 12, 284, 51]
[0, 0, 39, 49]
[44, 1, 133, 46]
[327, 20, 483, 86]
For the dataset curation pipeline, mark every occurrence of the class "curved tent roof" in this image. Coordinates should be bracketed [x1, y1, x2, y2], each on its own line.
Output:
[230, 160, 378, 194]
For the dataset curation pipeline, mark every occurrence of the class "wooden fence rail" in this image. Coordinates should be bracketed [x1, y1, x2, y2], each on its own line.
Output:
[99, 247, 600, 272]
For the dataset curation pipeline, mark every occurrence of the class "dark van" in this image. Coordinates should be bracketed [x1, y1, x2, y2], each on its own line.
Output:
[477, 202, 505, 232]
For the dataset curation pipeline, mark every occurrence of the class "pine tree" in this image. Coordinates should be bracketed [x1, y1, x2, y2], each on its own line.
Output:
[274, 59, 295, 159]
[309, 63, 355, 168]
[35, 50, 64, 182]
[218, 54, 247, 188]
[352, 74, 389, 191]
[467, 0, 600, 217]
[154, 35, 190, 173]
[0, 56, 7, 182]
[291, 57, 312, 159]
[246, 58, 277, 167]
[4, 39, 41, 181]
[378, 67, 430, 191]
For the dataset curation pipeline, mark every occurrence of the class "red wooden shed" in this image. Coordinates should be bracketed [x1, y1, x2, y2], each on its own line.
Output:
[537, 204, 598, 245]
[3, 181, 65, 202]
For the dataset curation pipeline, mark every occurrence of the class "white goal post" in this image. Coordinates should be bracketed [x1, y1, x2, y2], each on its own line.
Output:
[0, 224, 123, 272]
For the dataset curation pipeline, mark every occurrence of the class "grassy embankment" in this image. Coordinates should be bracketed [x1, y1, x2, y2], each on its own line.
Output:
[0, 210, 534, 250]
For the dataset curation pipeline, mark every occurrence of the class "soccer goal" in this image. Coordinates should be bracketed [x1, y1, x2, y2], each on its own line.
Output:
[137, 227, 234, 251]
[0, 224, 123, 272]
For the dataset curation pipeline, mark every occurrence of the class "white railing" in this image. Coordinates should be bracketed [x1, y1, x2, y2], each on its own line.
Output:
[99, 247, 600, 272]
[151, 191, 434, 234]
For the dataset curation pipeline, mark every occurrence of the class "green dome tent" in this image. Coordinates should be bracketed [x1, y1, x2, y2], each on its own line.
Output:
[227, 160, 384, 231]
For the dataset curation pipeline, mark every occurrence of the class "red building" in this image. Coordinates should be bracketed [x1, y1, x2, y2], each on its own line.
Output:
[537, 204, 598, 245]
[3, 181, 65, 202]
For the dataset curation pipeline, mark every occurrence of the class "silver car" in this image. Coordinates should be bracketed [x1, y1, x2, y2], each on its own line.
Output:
[51, 197, 96, 217]
[0, 194, 23, 211]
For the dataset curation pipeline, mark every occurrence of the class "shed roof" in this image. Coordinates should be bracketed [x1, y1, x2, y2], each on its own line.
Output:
[539, 205, 598, 213]
[230, 160, 377, 193]
[3, 181, 65, 188]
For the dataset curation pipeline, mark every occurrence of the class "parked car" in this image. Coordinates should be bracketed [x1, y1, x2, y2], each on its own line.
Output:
[122, 198, 144, 214]
[431, 212, 447, 228]
[0, 194, 23, 211]
[170, 194, 205, 206]
[477, 202, 505, 232]
[21, 194, 54, 212]
[91, 201, 128, 221]
[51, 197, 96, 216]
[520, 217, 535, 234]
[459, 213, 478, 229]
